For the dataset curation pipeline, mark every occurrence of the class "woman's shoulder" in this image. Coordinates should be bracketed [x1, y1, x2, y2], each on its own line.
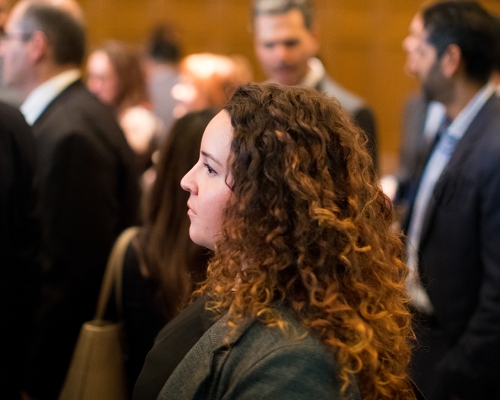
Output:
[158, 304, 361, 400]
[205, 306, 361, 399]
[222, 305, 327, 358]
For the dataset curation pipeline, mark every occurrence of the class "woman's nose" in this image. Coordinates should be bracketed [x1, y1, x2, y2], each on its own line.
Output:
[180, 165, 197, 194]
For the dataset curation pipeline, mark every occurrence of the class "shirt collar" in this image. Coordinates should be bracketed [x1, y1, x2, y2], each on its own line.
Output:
[447, 83, 496, 140]
[300, 57, 325, 89]
[21, 68, 81, 126]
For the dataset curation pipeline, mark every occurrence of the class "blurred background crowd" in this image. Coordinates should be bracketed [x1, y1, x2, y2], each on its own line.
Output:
[2, 0, 500, 399]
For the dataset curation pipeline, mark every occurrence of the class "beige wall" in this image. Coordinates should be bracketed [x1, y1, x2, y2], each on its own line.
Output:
[21, 0, 500, 173]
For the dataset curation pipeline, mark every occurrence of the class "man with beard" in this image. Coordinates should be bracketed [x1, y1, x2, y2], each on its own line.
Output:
[381, 9, 446, 207]
[403, 2, 500, 399]
[252, 0, 378, 168]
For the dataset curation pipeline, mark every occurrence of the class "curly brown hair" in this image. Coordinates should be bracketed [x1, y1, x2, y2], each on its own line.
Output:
[197, 83, 414, 399]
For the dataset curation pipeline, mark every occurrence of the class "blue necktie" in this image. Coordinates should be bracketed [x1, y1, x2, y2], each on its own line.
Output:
[406, 117, 457, 314]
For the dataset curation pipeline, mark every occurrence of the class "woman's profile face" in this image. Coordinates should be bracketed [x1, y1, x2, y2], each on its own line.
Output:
[86, 50, 119, 106]
[180, 110, 233, 250]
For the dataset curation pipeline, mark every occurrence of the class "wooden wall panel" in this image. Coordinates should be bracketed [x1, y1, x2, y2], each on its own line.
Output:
[19, 0, 500, 174]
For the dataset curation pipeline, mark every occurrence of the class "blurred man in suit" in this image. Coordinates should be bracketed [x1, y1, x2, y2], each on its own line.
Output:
[252, 0, 378, 167]
[403, 2, 500, 399]
[0, 1, 140, 398]
[381, 9, 446, 210]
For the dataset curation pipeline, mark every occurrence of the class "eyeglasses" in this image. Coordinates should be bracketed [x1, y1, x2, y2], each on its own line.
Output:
[0, 32, 33, 43]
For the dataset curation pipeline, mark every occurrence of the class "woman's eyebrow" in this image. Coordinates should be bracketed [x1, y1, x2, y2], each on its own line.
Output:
[201, 150, 223, 167]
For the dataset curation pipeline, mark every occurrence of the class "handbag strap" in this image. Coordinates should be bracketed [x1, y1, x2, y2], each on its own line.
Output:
[94, 226, 139, 320]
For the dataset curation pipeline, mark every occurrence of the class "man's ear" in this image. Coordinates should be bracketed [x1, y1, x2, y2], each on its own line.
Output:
[441, 44, 461, 78]
[27, 30, 49, 63]
[309, 24, 320, 56]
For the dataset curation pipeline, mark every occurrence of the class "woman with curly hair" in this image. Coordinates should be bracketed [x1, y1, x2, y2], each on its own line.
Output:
[156, 83, 416, 400]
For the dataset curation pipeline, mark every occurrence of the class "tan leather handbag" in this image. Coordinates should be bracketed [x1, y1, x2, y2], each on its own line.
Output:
[59, 227, 139, 400]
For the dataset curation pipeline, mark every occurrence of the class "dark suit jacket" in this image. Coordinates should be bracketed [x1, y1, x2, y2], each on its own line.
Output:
[23, 80, 140, 399]
[410, 94, 500, 400]
[316, 75, 378, 168]
[0, 102, 39, 400]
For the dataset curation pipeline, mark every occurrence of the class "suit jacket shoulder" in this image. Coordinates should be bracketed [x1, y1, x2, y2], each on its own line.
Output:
[34, 80, 131, 157]
[316, 74, 364, 113]
[316, 74, 378, 168]
[33, 80, 140, 229]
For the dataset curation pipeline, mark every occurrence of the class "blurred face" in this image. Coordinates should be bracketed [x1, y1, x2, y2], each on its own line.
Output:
[403, 13, 425, 76]
[86, 50, 119, 105]
[180, 110, 233, 250]
[415, 29, 451, 103]
[0, 2, 32, 92]
[254, 9, 318, 86]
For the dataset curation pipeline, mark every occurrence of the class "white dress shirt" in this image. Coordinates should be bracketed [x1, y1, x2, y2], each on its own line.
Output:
[21, 68, 81, 126]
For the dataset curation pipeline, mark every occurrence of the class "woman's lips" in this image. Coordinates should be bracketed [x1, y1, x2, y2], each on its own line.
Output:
[187, 202, 196, 216]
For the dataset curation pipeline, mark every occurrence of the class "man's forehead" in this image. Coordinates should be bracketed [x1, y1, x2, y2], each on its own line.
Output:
[409, 13, 423, 36]
[254, 9, 309, 41]
[6, 1, 29, 31]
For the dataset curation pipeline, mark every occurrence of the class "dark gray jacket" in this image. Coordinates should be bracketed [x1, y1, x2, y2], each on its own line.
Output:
[157, 305, 360, 400]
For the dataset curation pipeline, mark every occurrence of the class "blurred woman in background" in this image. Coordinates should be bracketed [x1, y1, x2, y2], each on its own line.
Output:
[87, 40, 161, 174]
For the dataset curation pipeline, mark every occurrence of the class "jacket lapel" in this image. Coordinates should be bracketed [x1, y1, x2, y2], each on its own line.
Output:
[418, 96, 498, 248]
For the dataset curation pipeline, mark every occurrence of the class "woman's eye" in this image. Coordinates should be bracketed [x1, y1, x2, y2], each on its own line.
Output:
[204, 163, 216, 175]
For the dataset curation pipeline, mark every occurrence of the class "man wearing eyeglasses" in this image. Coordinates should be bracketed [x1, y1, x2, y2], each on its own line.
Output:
[0, 1, 140, 399]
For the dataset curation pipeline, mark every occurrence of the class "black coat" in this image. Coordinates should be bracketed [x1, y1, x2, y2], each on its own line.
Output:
[0, 101, 39, 400]
[23, 80, 140, 399]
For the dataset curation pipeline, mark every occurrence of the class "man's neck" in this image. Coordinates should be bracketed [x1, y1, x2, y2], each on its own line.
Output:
[25, 63, 79, 98]
[300, 57, 324, 88]
[445, 79, 485, 120]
